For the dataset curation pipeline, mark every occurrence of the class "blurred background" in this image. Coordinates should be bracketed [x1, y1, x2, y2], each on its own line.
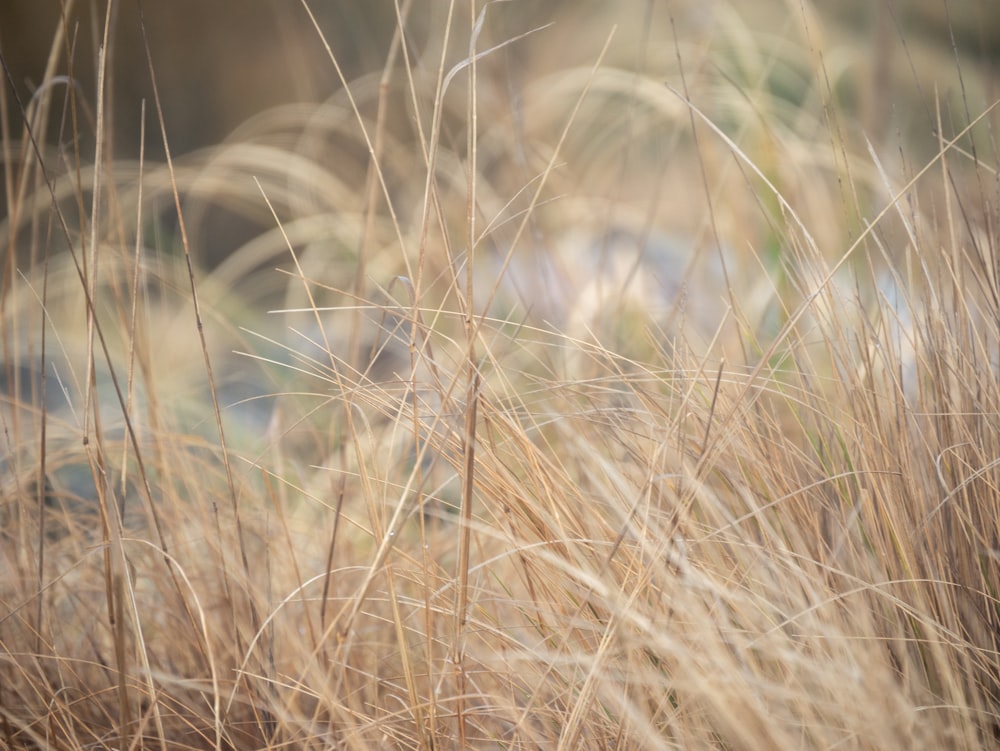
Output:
[2, 0, 998, 358]
[2, 0, 998, 159]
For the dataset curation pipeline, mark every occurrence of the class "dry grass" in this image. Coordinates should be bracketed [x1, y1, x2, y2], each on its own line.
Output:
[2, 2, 999, 749]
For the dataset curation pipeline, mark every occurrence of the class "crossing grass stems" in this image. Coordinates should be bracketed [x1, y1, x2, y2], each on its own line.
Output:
[1, 1, 999, 749]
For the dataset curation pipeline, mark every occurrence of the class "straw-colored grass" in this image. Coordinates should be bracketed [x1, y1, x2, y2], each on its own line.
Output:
[2, 2, 998, 749]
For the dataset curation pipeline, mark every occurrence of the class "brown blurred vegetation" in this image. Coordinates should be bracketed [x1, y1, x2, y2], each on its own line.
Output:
[2, 1, 998, 287]
[0, 1, 394, 157]
[0, 0, 994, 286]
[2, 1, 998, 160]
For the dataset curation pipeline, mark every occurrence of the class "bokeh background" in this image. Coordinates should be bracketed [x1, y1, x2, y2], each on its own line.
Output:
[3, 1, 998, 159]
[2, 0, 997, 316]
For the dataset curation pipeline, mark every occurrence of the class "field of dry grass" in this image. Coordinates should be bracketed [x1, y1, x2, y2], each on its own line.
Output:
[2, 2, 999, 749]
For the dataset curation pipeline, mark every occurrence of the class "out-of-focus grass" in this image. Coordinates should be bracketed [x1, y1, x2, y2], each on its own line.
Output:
[1, 2, 998, 749]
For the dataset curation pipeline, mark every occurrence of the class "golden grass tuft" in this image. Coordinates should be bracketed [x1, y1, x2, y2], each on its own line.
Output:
[1, 2, 999, 749]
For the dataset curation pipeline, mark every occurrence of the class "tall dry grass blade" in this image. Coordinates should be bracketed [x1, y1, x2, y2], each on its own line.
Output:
[83, 8, 135, 748]
[670, 12, 746, 366]
[136, 4, 271, 742]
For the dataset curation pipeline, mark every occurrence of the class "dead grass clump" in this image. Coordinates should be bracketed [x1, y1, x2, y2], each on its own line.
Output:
[2, 1, 999, 749]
